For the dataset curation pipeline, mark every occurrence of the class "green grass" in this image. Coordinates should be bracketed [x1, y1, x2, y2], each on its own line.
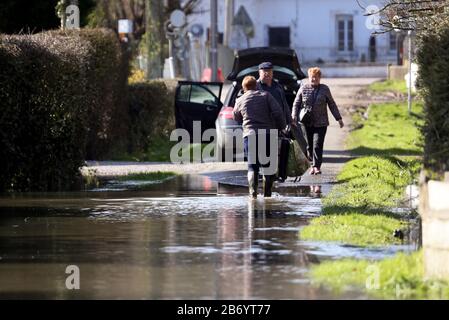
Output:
[110, 137, 176, 162]
[110, 137, 215, 162]
[368, 79, 409, 95]
[116, 171, 177, 181]
[300, 157, 420, 247]
[301, 214, 404, 246]
[301, 99, 424, 247]
[310, 251, 449, 299]
[323, 156, 421, 212]
[348, 102, 423, 156]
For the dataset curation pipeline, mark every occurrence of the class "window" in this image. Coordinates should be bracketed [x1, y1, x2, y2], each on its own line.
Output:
[337, 15, 354, 52]
[178, 83, 220, 106]
[236, 65, 297, 80]
[268, 27, 290, 48]
[389, 32, 397, 51]
[207, 29, 223, 44]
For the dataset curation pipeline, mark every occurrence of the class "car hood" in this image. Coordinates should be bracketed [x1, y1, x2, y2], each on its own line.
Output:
[227, 47, 307, 81]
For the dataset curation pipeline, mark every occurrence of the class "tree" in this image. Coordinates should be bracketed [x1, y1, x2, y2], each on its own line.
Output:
[0, 0, 60, 33]
[360, 0, 449, 176]
[357, 0, 449, 34]
[87, 0, 200, 78]
[0, 0, 95, 34]
[87, 0, 200, 43]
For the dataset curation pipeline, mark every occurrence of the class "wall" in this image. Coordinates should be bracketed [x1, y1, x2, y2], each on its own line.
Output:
[187, 0, 398, 65]
[419, 173, 449, 280]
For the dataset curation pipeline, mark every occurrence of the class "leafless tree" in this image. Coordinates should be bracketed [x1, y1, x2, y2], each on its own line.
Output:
[357, 0, 449, 34]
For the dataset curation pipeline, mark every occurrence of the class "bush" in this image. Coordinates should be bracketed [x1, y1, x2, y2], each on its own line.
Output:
[417, 27, 449, 176]
[126, 80, 177, 154]
[72, 29, 129, 159]
[0, 28, 128, 191]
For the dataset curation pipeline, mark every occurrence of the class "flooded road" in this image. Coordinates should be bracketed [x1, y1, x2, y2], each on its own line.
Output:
[0, 174, 406, 299]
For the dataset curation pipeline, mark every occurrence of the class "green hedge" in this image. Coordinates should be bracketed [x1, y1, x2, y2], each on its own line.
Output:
[126, 80, 176, 153]
[417, 27, 449, 176]
[0, 28, 128, 191]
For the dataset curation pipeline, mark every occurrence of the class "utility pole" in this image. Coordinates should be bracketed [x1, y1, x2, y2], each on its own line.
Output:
[223, 0, 234, 47]
[210, 0, 218, 82]
[407, 30, 412, 115]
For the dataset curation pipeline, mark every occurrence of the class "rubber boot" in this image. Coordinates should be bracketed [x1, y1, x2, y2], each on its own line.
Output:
[248, 171, 258, 199]
[263, 175, 275, 197]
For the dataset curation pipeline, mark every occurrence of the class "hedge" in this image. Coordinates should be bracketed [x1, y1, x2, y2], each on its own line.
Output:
[417, 27, 449, 176]
[126, 80, 177, 153]
[0, 28, 128, 191]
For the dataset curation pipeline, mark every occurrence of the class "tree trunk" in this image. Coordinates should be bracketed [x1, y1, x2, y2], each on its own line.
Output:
[146, 0, 163, 79]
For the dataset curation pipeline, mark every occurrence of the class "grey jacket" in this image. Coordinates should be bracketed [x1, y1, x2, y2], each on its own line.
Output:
[292, 83, 342, 127]
[233, 90, 286, 137]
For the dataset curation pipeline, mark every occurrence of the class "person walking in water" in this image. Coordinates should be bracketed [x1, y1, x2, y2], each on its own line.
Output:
[233, 76, 286, 198]
[292, 67, 344, 175]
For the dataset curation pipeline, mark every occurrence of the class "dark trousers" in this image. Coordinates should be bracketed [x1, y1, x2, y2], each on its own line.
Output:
[302, 125, 327, 169]
[243, 131, 273, 174]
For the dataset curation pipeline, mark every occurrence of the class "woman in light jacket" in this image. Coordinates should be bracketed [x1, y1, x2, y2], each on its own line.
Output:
[292, 67, 344, 175]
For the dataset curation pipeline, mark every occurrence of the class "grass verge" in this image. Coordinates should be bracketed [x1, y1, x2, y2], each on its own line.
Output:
[348, 102, 423, 156]
[300, 156, 420, 246]
[301, 101, 423, 246]
[368, 79, 409, 95]
[116, 171, 177, 181]
[109, 137, 176, 162]
[310, 251, 449, 299]
[110, 137, 216, 162]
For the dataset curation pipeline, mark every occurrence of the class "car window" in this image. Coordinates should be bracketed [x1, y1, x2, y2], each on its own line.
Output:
[236, 66, 297, 80]
[178, 85, 190, 102]
[190, 85, 218, 106]
[178, 83, 221, 107]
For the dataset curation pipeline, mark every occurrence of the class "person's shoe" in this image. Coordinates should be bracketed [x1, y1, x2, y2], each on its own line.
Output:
[263, 175, 275, 197]
[309, 167, 316, 175]
[248, 171, 258, 199]
[315, 168, 322, 175]
[276, 176, 286, 183]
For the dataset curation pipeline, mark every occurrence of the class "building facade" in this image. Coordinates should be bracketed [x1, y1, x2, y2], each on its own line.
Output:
[186, 0, 399, 65]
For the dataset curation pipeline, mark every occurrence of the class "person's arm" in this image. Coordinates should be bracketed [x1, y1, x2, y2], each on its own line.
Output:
[278, 85, 293, 125]
[325, 86, 344, 128]
[291, 86, 303, 123]
[232, 100, 243, 123]
[267, 93, 287, 130]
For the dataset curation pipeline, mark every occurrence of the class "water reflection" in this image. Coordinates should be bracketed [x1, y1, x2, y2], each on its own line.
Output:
[0, 174, 370, 299]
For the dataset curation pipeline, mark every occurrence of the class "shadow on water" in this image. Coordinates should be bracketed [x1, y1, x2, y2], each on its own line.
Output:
[0, 174, 412, 299]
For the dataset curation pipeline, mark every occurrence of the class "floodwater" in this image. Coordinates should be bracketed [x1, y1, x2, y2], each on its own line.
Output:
[0, 174, 410, 299]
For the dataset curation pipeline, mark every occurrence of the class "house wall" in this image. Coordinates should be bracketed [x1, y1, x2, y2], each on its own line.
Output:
[185, 0, 398, 64]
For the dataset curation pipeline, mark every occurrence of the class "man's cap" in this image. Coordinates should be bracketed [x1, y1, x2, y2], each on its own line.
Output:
[258, 62, 273, 70]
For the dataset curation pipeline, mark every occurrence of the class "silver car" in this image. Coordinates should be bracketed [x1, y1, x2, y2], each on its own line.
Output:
[215, 47, 306, 161]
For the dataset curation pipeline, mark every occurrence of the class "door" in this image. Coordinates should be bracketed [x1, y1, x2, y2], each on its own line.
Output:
[369, 36, 377, 62]
[175, 81, 223, 140]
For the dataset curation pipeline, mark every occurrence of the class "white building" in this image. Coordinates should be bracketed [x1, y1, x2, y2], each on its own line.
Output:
[186, 0, 399, 65]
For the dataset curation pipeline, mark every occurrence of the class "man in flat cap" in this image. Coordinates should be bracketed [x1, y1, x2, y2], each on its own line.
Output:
[256, 62, 292, 182]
